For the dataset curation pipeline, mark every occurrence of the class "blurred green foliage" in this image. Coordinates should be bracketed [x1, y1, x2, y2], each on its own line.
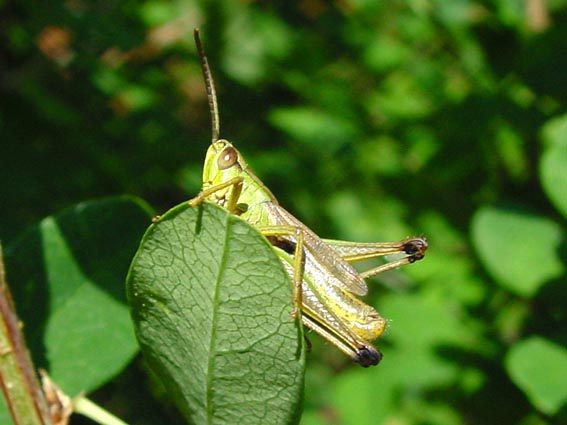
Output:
[1, 0, 567, 424]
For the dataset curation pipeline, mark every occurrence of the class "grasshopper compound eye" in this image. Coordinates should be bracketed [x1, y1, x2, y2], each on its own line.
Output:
[218, 146, 238, 169]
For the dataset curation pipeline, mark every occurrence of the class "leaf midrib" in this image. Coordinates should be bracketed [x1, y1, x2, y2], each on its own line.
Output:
[205, 211, 232, 425]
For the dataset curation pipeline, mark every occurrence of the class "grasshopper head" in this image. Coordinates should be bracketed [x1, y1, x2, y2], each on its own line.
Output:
[201, 139, 248, 197]
[201, 138, 275, 210]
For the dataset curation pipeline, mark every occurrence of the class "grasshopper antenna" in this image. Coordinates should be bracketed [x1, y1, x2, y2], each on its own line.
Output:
[194, 28, 220, 143]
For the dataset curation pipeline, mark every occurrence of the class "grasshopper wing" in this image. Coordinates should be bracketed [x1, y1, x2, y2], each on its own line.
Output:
[264, 203, 368, 296]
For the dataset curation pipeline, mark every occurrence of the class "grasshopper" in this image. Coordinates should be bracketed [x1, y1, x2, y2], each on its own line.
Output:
[188, 29, 427, 367]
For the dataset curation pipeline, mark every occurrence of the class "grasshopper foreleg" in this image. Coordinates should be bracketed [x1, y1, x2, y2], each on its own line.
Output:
[188, 176, 244, 214]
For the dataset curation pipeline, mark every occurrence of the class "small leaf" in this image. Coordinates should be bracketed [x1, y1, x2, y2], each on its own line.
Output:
[126, 202, 304, 425]
[222, 6, 293, 85]
[471, 206, 564, 297]
[4, 196, 152, 395]
[268, 107, 359, 153]
[506, 336, 567, 415]
[540, 115, 567, 219]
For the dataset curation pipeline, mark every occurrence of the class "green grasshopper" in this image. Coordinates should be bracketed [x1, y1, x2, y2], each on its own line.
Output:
[188, 29, 427, 367]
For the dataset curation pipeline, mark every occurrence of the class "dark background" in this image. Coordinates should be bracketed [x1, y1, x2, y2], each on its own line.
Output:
[2, 1, 567, 423]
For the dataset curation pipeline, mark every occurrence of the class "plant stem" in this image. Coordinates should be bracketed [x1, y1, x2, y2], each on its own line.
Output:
[0, 243, 51, 424]
[73, 395, 129, 425]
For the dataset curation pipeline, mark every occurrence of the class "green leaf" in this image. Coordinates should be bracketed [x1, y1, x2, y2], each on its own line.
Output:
[268, 107, 359, 153]
[126, 202, 304, 425]
[471, 206, 564, 297]
[540, 114, 567, 219]
[222, 5, 293, 85]
[4, 196, 152, 395]
[506, 336, 567, 415]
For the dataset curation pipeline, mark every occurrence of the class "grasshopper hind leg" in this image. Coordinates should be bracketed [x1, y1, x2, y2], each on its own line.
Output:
[262, 228, 306, 319]
[355, 345, 383, 367]
[403, 237, 428, 261]
[301, 313, 383, 367]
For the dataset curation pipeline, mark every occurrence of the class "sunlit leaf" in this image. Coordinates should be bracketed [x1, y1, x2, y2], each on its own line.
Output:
[471, 206, 564, 297]
[268, 107, 359, 153]
[126, 202, 304, 424]
[540, 114, 567, 219]
[506, 336, 567, 415]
